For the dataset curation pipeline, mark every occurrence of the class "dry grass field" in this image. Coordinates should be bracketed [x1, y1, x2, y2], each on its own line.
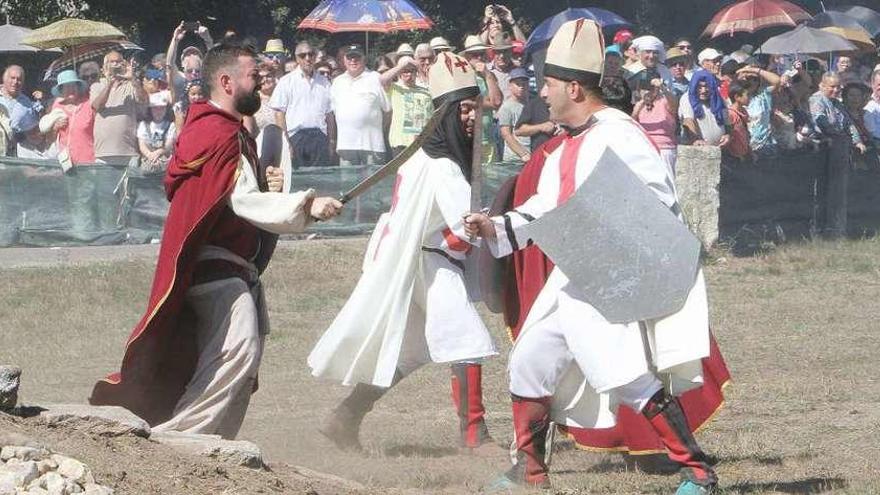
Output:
[2, 238, 880, 494]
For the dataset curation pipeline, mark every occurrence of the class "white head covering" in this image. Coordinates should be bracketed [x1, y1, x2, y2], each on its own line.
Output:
[631, 35, 666, 62]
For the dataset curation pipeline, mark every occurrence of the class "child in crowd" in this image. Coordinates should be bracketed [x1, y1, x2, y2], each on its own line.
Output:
[172, 78, 205, 131]
[137, 92, 176, 172]
[726, 82, 753, 162]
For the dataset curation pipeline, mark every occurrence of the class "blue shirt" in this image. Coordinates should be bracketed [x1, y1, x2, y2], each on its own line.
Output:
[0, 92, 42, 134]
[747, 87, 775, 150]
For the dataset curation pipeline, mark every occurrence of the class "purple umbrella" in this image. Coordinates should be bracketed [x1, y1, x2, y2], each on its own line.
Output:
[525, 7, 630, 54]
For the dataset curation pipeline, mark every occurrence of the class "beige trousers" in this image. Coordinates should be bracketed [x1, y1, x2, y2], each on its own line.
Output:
[152, 277, 268, 439]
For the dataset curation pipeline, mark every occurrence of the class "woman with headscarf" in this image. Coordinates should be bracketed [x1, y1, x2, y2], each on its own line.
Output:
[309, 52, 499, 455]
[680, 69, 729, 146]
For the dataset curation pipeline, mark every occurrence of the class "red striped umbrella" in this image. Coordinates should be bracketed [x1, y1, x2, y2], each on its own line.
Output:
[702, 0, 813, 38]
[298, 0, 433, 33]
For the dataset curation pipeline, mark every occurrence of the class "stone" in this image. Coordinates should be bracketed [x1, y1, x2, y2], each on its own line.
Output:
[0, 459, 39, 487]
[0, 366, 21, 410]
[40, 472, 65, 494]
[0, 432, 44, 451]
[38, 405, 150, 438]
[82, 484, 113, 495]
[56, 457, 93, 485]
[1, 446, 48, 462]
[675, 145, 721, 248]
[25, 487, 50, 495]
[150, 431, 264, 468]
[0, 478, 14, 495]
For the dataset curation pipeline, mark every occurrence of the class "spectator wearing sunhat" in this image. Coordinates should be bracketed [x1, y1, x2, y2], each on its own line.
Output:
[396, 42, 414, 58]
[412, 43, 435, 89]
[41, 69, 95, 167]
[666, 46, 691, 98]
[497, 67, 531, 162]
[488, 32, 516, 100]
[263, 38, 288, 77]
[330, 44, 391, 166]
[461, 34, 503, 163]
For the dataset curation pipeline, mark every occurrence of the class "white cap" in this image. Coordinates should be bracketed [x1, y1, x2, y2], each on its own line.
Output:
[544, 18, 605, 82]
[149, 91, 171, 108]
[698, 48, 723, 63]
[428, 52, 479, 108]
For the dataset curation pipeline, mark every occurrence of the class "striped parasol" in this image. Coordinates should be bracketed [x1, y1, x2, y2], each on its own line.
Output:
[44, 40, 143, 80]
[298, 0, 433, 33]
[22, 18, 126, 50]
[702, 0, 812, 38]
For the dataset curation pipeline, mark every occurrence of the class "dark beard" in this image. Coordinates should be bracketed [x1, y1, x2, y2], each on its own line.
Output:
[234, 89, 261, 116]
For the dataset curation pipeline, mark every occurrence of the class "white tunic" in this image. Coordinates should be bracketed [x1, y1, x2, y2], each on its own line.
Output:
[308, 149, 497, 387]
[486, 107, 710, 428]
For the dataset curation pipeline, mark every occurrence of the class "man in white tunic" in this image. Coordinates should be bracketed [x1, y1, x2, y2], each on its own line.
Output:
[309, 52, 498, 453]
[465, 20, 718, 495]
[91, 41, 343, 439]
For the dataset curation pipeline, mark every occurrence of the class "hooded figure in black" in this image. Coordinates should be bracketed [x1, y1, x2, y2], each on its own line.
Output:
[422, 84, 480, 181]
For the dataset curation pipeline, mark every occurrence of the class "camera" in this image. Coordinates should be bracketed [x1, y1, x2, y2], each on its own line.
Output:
[183, 21, 199, 32]
[783, 68, 801, 84]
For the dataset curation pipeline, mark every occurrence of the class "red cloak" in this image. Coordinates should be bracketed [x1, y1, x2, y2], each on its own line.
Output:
[498, 135, 731, 454]
[89, 102, 259, 425]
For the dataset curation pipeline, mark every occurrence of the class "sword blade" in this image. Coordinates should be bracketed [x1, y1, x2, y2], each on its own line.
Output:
[340, 101, 449, 204]
[470, 96, 484, 212]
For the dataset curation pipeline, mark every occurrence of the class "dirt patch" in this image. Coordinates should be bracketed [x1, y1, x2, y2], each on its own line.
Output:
[3, 238, 880, 493]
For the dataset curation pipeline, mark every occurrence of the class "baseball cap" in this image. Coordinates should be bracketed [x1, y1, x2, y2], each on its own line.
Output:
[613, 29, 634, 45]
[149, 91, 171, 108]
[344, 44, 364, 57]
[509, 67, 529, 81]
[698, 48, 723, 63]
[144, 68, 165, 80]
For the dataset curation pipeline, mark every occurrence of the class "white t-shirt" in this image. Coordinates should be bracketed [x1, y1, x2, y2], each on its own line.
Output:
[269, 68, 333, 136]
[136, 120, 176, 151]
[331, 70, 391, 153]
[678, 92, 727, 145]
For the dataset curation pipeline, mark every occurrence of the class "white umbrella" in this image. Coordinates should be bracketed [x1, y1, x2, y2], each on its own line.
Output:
[0, 24, 61, 53]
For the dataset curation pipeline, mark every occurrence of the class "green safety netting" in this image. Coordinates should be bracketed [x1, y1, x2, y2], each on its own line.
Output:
[0, 157, 521, 247]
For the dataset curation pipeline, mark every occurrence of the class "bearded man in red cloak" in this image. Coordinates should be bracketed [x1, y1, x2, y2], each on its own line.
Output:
[90, 40, 343, 439]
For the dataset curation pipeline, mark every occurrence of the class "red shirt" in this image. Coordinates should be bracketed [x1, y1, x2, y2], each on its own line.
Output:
[726, 105, 751, 160]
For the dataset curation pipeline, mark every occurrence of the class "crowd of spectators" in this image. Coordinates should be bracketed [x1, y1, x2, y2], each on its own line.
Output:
[1, 8, 880, 180]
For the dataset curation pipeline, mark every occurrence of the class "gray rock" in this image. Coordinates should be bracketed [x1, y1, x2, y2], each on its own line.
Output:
[25, 487, 50, 495]
[0, 446, 48, 462]
[676, 145, 721, 247]
[55, 456, 94, 485]
[0, 432, 44, 451]
[0, 366, 21, 410]
[150, 431, 264, 468]
[0, 459, 39, 487]
[38, 404, 150, 438]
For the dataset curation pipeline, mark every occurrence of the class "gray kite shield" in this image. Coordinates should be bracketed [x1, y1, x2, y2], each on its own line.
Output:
[517, 148, 700, 324]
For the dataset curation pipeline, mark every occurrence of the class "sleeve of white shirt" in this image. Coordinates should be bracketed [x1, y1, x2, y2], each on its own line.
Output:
[678, 92, 693, 119]
[268, 76, 289, 111]
[376, 74, 391, 113]
[484, 160, 558, 258]
[136, 121, 149, 141]
[228, 155, 316, 234]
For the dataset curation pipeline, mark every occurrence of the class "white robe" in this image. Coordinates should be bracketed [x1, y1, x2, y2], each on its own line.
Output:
[486, 108, 710, 429]
[308, 150, 497, 387]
